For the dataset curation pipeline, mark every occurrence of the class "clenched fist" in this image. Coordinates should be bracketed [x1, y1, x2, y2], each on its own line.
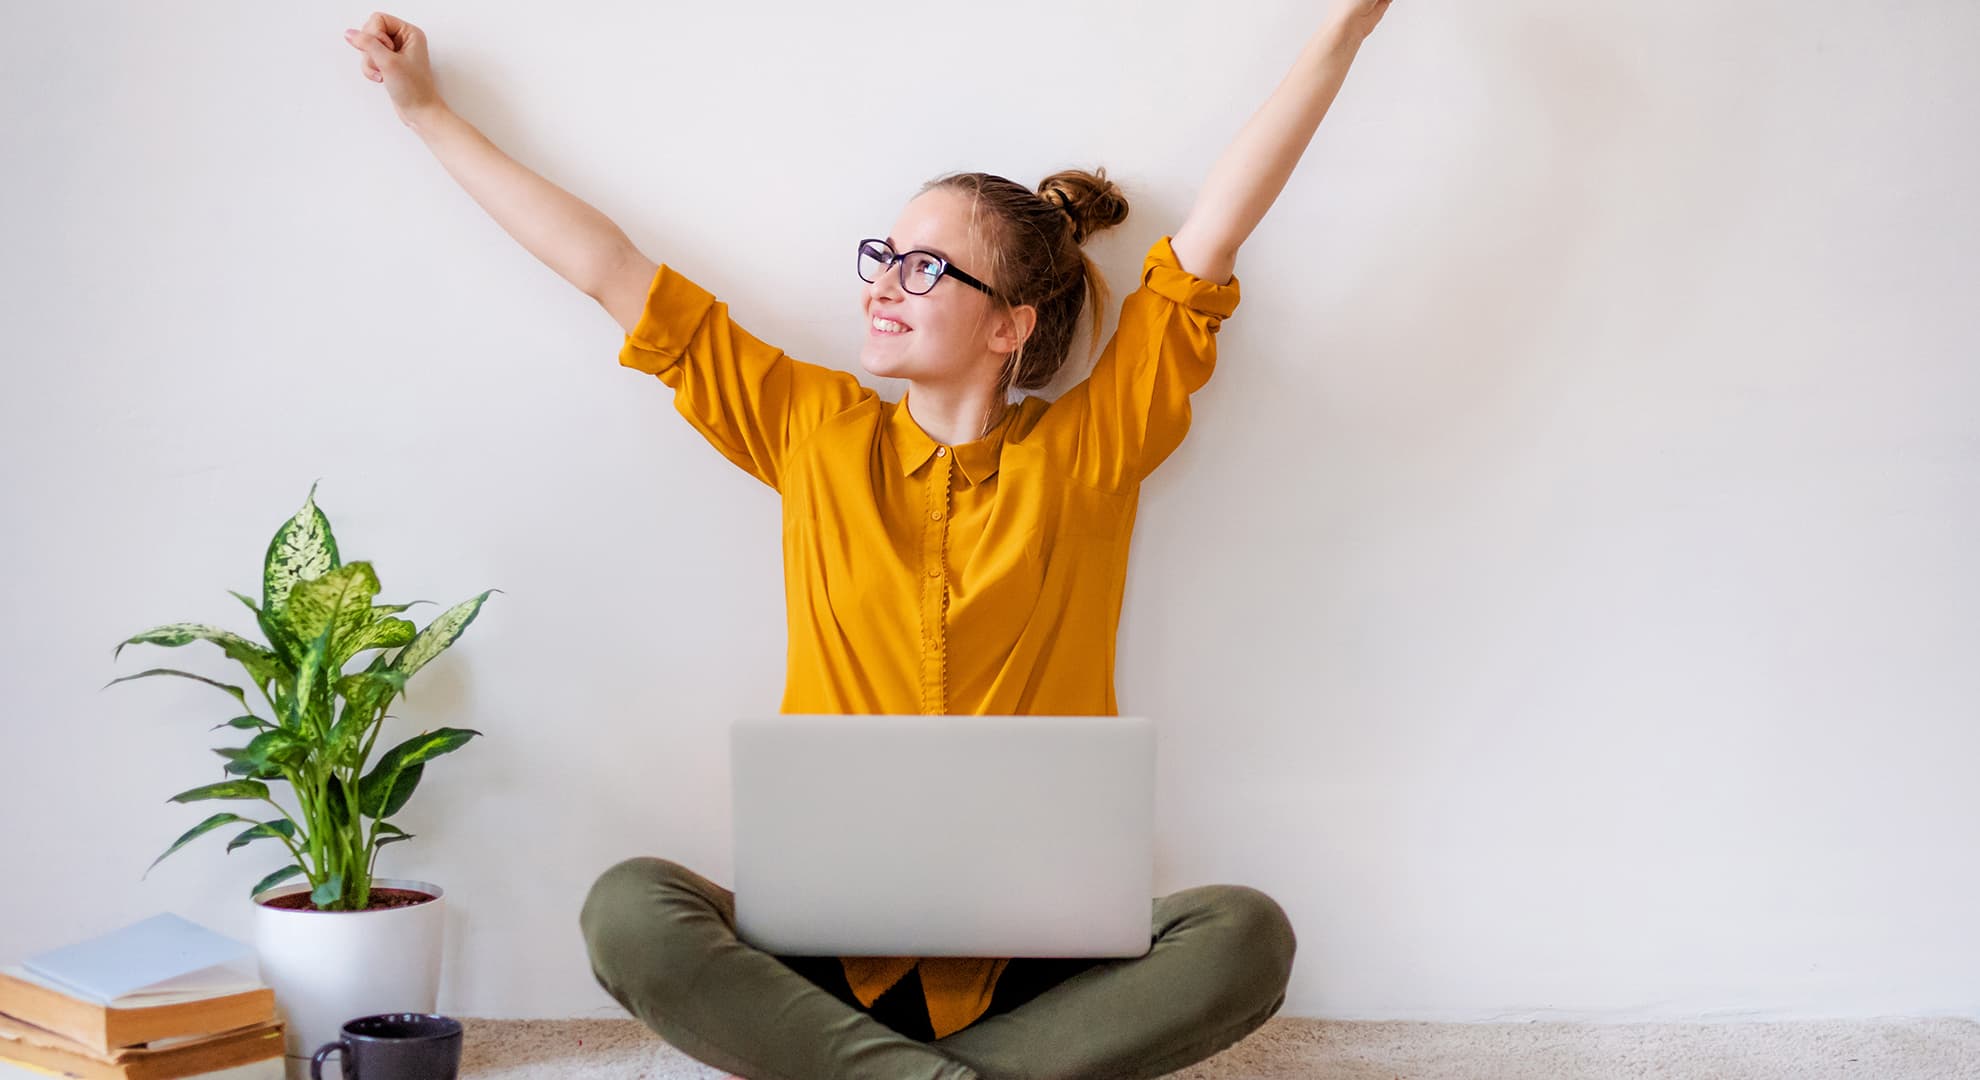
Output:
[343, 12, 445, 125]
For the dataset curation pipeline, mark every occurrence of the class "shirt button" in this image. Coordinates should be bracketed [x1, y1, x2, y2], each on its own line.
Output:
[935, 447, 948, 457]
[927, 568, 940, 578]
[930, 510, 943, 520]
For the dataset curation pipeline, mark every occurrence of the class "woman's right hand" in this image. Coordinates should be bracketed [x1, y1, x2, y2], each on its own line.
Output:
[343, 12, 444, 125]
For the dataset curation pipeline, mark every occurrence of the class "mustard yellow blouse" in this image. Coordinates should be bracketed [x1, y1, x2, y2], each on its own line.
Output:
[618, 234, 1240, 1039]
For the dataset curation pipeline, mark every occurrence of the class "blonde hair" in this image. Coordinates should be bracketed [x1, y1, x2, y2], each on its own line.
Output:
[918, 168, 1131, 440]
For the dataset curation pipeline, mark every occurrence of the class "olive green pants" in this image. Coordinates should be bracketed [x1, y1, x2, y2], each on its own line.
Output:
[579, 857, 1296, 1080]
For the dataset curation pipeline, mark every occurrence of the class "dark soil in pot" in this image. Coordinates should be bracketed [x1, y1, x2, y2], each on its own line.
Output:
[258, 886, 437, 911]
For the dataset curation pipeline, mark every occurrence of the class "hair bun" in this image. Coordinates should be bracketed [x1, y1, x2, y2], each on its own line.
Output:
[1038, 167, 1129, 246]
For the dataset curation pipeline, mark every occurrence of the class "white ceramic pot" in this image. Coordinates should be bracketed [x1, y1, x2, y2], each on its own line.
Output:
[251, 877, 446, 1076]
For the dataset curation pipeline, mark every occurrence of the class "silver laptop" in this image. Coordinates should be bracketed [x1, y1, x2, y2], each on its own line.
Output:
[731, 714, 1154, 959]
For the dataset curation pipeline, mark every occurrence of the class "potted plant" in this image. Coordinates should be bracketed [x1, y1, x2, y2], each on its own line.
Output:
[106, 481, 497, 1067]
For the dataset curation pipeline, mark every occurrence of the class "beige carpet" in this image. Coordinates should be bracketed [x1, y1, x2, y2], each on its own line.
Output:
[444, 1015, 1980, 1078]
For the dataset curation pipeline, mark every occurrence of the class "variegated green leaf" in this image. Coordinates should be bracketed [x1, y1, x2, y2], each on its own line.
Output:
[324, 707, 369, 770]
[213, 745, 283, 780]
[226, 818, 296, 853]
[358, 727, 480, 819]
[370, 824, 411, 860]
[112, 624, 287, 690]
[337, 666, 408, 727]
[310, 873, 345, 908]
[369, 821, 413, 856]
[372, 830, 415, 852]
[336, 614, 417, 668]
[112, 622, 226, 659]
[103, 668, 247, 709]
[146, 812, 251, 878]
[222, 756, 287, 780]
[231, 590, 301, 672]
[250, 863, 306, 899]
[286, 623, 333, 732]
[367, 762, 422, 820]
[169, 778, 270, 803]
[210, 715, 269, 732]
[216, 739, 287, 780]
[391, 590, 499, 682]
[285, 562, 380, 665]
[263, 481, 339, 621]
[231, 728, 310, 775]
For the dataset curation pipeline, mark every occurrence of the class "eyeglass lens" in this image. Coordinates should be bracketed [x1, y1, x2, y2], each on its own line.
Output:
[859, 241, 945, 294]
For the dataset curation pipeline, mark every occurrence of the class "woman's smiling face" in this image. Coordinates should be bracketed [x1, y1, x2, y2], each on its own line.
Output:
[857, 187, 1008, 386]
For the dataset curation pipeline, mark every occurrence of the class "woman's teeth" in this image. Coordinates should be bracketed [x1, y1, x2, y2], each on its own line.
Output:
[872, 317, 910, 334]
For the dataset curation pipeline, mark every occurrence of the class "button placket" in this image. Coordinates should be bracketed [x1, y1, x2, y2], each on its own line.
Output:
[919, 450, 954, 714]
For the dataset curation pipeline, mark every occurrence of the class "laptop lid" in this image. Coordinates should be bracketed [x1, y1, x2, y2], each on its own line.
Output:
[731, 714, 1154, 959]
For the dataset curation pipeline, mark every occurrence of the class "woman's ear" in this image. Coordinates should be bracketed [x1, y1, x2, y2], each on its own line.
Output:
[988, 303, 1038, 355]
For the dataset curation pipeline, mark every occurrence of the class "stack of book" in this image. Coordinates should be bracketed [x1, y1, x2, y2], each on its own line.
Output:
[0, 914, 284, 1080]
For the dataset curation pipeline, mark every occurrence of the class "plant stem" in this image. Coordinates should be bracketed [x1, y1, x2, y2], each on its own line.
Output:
[307, 766, 327, 886]
[338, 769, 365, 902]
[357, 705, 385, 773]
[260, 793, 307, 849]
[253, 679, 279, 722]
[352, 702, 391, 907]
[260, 797, 310, 869]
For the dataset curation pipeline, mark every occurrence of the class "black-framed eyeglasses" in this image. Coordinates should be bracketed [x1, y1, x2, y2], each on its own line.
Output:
[856, 238, 994, 298]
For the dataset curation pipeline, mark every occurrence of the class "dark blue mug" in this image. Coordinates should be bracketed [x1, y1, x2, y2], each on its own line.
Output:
[310, 1013, 462, 1080]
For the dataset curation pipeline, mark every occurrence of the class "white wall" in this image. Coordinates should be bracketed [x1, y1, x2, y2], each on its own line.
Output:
[3, 0, 1976, 1022]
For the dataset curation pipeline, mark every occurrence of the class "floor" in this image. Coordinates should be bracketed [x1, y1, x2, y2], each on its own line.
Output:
[427, 1015, 1980, 1078]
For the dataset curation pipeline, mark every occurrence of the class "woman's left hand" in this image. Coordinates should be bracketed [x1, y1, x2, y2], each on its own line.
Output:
[1328, 0, 1394, 46]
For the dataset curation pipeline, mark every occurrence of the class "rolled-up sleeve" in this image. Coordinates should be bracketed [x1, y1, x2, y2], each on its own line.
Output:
[620, 263, 875, 492]
[1064, 235, 1241, 492]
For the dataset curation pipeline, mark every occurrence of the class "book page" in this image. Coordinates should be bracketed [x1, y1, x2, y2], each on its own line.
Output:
[114, 960, 265, 1002]
[19, 914, 258, 1004]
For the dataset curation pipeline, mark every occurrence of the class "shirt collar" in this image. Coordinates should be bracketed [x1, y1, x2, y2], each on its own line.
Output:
[887, 391, 1012, 486]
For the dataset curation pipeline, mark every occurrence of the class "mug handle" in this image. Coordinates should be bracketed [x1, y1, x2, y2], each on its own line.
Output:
[310, 1037, 352, 1080]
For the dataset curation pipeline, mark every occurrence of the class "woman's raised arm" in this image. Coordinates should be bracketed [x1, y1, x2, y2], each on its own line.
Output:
[1170, 0, 1395, 285]
[344, 12, 649, 327]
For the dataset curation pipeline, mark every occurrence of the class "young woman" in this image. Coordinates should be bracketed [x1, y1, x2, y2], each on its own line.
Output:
[347, 4, 1392, 1077]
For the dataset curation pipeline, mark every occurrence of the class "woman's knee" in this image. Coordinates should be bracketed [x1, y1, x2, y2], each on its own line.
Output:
[1224, 885, 1297, 979]
[1175, 884, 1298, 995]
[582, 857, 672, 928]
[578, 857, 705, 995]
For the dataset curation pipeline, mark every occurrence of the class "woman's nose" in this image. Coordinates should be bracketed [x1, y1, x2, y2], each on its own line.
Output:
[867, 260, 905, 298]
